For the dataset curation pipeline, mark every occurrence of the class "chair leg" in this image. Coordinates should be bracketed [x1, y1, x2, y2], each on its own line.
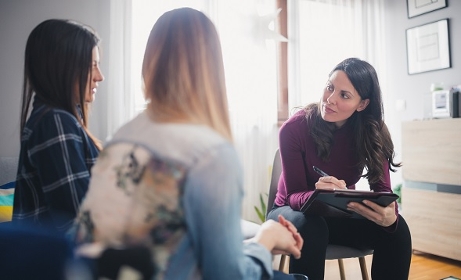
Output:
[337, 259, 346, 280]
[358, 256, 369, 280]
[279, 255, 290, 273]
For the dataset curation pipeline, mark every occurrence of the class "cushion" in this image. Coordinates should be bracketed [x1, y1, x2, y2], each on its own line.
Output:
[241, 219, 261, 240]
[0, 181, 15, 222]
[0, 223, 76, 279]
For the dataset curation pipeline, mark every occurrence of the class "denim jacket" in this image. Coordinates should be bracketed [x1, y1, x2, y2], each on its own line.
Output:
[71, 111, 273, 279]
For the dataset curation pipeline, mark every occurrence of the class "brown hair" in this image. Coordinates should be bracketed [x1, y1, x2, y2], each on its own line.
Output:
[306, 58, 401, 183]
[21, 19, 102, 149]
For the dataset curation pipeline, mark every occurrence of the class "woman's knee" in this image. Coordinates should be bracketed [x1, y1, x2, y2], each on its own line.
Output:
[268, 206, 310, 228]
[269, 207, 328, 240]
[394, 215, 412, 249]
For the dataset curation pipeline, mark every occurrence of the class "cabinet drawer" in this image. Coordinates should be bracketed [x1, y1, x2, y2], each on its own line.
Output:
[402, 187, 461, 261]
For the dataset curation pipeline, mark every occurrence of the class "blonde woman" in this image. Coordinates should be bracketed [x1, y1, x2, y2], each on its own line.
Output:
[72, 8, 303, 279]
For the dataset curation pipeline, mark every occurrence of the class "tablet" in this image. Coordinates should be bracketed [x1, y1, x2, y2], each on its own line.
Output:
[300, 189, 399, 219]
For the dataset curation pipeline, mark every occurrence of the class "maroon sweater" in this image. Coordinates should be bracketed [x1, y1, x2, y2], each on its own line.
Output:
[274, 109, 392, 210]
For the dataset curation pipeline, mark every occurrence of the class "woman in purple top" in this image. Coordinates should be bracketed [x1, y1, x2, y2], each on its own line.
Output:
[267, 58, 411, 280]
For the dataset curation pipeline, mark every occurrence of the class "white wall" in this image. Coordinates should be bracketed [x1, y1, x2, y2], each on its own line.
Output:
[383, 0, 461, 187]
[0, 0, 111, 157]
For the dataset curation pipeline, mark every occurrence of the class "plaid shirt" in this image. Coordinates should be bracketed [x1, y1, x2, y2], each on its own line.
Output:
[12, 98, 99, 233]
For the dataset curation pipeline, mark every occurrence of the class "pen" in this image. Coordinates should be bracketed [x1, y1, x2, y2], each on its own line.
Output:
[313, 166, 348, 190]
[313, 166, 329, 177]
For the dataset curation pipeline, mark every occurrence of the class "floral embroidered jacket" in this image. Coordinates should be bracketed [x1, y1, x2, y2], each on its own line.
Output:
[71, 111, 273, 279]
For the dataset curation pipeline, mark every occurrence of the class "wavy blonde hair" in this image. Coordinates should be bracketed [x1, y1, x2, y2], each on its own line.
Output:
[142, 8, 232, 142]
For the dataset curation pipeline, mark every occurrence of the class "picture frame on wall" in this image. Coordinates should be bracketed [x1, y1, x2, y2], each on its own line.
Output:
[406, 19, 450, 75]
[407, 0, 447, 18]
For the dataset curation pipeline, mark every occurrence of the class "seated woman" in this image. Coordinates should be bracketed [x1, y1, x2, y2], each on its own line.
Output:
[70, 8, 303, 280]
[267, 58, 412, 280]
[13, 19, 104, 233]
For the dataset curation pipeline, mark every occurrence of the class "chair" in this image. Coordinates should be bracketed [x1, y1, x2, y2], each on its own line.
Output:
[266, 149, 373, 280]
[0, 223, 80, 280]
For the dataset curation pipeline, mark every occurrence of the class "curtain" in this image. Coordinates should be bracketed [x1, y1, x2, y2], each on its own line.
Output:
[287, 0, 386, 190]
[104, 0, 135, 142]
[288, 0, 386, 111]
[211, 1, 280, 222]
[107, 0, 387, 221]
[123, 0, 280, 223]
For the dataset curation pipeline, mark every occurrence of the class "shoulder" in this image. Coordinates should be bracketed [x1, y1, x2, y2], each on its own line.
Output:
[109, 111, 234, 168]
[24, 107, 83, 142]
[280, 108, 311, 135]
[28, 106, 81, 130]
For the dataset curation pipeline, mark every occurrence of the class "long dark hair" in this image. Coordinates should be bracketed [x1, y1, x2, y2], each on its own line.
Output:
[21, 19, 101, 149]
[306, 58, 401, 183]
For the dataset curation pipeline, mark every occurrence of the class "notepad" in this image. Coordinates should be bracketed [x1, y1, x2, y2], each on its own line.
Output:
[300, 189, 399, 219]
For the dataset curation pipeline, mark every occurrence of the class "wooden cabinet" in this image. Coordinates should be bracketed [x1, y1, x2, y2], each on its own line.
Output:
[402, 119, 461, 185]
[402, 119, 461, 261]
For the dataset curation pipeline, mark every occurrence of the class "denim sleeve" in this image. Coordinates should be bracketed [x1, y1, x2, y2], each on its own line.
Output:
[183, 143, 273, 280]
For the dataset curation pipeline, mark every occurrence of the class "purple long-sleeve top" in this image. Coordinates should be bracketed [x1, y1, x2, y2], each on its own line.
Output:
[274, 109, 393, 211]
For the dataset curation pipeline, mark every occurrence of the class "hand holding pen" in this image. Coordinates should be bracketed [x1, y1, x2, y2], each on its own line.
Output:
[313, 166, 347, 190]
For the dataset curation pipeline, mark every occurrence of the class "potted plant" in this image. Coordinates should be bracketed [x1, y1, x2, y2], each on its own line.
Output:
[254, 193, 268, 224]
[393, 183, 402, 210]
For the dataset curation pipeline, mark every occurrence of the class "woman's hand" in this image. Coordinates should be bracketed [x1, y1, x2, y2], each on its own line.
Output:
[277, 215, 303, 252]
[315, 175, 347, 190]
[347, 200, 397, 227]
[252, 216, 303, 259]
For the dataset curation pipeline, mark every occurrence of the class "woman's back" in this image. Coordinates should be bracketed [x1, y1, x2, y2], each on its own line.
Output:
[73, 7, 303, 279]
[73, 111, 258, 279]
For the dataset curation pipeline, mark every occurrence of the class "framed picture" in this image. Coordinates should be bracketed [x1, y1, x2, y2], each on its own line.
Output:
[406, 19, 450, 75]
[407, 0, 447, 18]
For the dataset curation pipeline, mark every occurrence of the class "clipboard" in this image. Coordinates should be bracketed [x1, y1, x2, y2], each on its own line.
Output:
[300, 189, 399, 219]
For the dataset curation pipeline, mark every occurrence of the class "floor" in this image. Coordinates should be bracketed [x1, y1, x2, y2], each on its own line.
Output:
[274, 251, 461, 280]
[324, 252, 461, 280]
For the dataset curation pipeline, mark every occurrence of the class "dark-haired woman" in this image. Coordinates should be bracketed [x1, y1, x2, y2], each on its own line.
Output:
[267, 58, 412, 280]
[13, 19, 104, 233]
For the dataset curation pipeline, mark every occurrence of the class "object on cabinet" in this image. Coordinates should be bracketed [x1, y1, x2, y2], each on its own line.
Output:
[432, 90, 460, 118]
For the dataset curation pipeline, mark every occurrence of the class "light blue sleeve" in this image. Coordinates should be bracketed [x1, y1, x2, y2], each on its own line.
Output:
[183, 143, 273, 280]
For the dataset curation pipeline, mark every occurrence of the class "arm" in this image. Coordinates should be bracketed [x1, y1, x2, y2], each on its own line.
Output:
[347, 160, 399, 229]
[278, 121, 315, 210]
[252, 215, 303, 257]
[183, 144, 272, 279]
[29, 111, 96, 231]
[369, 160, 393, 193]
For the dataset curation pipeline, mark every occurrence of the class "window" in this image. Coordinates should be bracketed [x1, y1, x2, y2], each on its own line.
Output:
[279, 0, 385, 123]
[131, 0, 210, 114]
[129, 1, 281, 220]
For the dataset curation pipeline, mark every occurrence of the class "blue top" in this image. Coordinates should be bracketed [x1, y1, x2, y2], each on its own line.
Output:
[71, 111, 273, 279]
[12, 98, 99, 232]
